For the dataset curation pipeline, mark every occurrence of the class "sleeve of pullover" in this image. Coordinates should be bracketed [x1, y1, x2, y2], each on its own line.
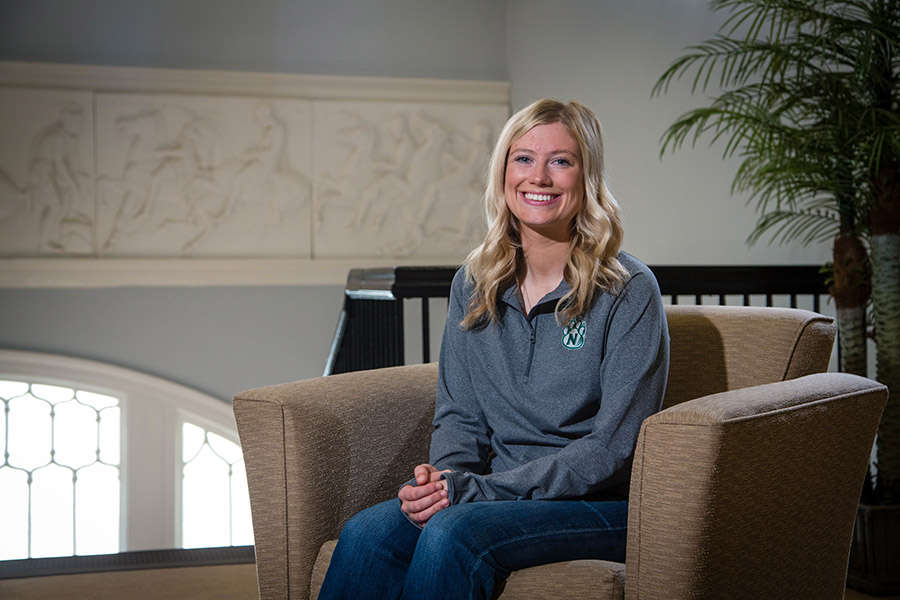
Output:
[441, 271, 670, 504]
[427, 269, 494, 475]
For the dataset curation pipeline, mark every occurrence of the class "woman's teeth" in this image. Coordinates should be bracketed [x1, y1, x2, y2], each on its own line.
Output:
[524, 192, 556, 202]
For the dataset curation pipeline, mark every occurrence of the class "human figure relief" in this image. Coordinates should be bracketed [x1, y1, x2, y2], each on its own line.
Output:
[226, 101, 308, 228]
[317, 112, 379, 231]
[97, 107, 170, 251]
[405, 122, 493, 253]
[348, 115, 415, 231]
[24, 102, 92, 252]
[100, 100, 308, 255]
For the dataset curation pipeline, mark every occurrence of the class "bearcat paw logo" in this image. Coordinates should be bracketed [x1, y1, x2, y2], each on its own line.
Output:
[562, 318, 586, 349]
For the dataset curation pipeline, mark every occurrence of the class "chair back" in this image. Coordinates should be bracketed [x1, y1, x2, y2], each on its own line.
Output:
[662, 305, 835, 409]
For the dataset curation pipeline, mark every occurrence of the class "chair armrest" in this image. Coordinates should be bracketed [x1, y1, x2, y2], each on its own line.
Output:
[625, 372, 887, 600]
[233, 363, 439, 600]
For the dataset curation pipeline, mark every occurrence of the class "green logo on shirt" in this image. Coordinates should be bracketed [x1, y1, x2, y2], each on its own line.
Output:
[562, 318, 586, 349]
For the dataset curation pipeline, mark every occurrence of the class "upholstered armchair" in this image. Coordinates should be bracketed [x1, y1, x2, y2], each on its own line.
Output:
[234, 305, 887, 600]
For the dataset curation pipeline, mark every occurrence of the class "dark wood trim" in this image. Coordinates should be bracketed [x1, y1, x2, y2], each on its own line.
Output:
[0, 546, 255, 580]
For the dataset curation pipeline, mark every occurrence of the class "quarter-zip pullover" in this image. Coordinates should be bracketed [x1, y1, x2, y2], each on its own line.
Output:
[432, 252, 669, 504]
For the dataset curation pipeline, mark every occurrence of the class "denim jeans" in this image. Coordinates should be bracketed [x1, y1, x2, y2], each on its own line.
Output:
[317, 497, 628, 600]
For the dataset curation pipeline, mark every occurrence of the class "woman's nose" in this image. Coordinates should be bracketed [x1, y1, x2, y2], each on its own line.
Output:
[529, 164, 551, 185]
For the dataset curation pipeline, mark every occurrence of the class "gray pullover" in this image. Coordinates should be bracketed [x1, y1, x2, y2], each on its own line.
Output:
[432, 252, 670, 504]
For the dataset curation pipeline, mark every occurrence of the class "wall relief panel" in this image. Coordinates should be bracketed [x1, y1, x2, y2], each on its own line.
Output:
[0, 89, 94, 256]
[0, 63, 510, 272]
[96, 94, 313, 257]
[313, 102, 505, 258]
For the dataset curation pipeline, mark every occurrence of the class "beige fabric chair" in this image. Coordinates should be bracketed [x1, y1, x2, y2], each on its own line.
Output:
[234, 305, 887, 600]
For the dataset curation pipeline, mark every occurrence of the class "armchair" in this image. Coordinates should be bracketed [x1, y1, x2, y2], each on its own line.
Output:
[234, 305, 887, 600]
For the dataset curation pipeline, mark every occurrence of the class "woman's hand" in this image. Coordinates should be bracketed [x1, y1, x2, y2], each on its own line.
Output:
[398, 464, 450, 526]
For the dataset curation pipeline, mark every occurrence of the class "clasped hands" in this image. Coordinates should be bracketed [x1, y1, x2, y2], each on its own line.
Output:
[398, 464, 451, 526]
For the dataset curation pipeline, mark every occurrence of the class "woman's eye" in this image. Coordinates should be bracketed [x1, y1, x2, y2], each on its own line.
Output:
[512, 156, 532, 164]
[552, 158, 572, 166]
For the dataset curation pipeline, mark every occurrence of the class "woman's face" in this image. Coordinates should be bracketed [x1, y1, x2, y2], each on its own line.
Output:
[504, 122, 584, 241]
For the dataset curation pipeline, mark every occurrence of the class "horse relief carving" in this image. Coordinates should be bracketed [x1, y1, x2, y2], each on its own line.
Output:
[0, 81, 507, 260]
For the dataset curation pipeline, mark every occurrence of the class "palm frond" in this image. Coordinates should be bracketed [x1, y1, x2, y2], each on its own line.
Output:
[748, 206, 841, 246]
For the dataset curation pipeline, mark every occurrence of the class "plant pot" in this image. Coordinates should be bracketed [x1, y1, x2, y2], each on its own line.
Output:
[847, 502, 900, 595]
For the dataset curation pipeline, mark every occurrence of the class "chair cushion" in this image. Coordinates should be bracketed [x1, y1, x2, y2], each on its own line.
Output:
[310, 539, 625, 600]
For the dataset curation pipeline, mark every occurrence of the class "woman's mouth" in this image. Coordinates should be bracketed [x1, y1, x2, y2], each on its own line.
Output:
[522, 192, 559, 204]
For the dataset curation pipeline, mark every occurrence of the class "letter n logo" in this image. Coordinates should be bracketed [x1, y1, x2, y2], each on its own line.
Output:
[562, 318, 586, 349]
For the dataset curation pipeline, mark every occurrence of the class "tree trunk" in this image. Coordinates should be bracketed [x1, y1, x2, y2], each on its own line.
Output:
[837, 307, 869, 376]
[871, 233, 900, 503]
[871, 165, 900, 503]
[831, 234, 871, 377]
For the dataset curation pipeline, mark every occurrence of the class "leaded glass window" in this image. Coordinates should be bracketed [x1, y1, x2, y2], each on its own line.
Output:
[180, 422, 253, 549]
[0, 351, 252, 559]
[0, 380, 120, 560]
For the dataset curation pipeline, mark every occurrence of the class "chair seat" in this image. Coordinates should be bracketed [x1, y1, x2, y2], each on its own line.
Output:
[310, 539, 625, 600]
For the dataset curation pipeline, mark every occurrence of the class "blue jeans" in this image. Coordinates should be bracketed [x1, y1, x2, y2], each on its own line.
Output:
[317, 498, 628, 600]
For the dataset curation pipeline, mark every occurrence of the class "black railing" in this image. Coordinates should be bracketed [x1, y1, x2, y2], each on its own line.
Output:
[324, 265, 831, 375]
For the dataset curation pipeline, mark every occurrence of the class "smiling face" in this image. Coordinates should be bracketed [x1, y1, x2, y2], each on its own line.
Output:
[504, 121, 584, 241]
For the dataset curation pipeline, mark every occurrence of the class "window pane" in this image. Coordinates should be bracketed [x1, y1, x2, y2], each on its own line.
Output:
[31, 464, 75, 558]
[181, 421, 253, 549]
[54, 399, 99, 469]
[0, 467, 29, 560]
[182, 422, 205, 463]
[75, 463, 120, 556]
[98, 406, 121, 465]
[231, 459, 254, 546]
[31, 384, 74, 405]
[208, 431, 243, 465]
[76, 390, 118, 411]
[1, 393, 6, 453]
[7, 394, 52, 471]
[182, 445, 231, 549]
[0, 380, 29, 399]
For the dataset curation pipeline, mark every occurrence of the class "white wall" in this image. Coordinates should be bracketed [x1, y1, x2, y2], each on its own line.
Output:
[507, 0, 832, 266]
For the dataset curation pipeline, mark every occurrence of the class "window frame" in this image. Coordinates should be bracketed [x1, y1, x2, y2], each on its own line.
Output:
[0, 349, 241, 554]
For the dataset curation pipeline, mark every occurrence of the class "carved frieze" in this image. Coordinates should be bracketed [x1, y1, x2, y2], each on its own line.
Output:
[313, 102, 501, 258]
[0, 65, 509, 263]
[0, 89, 94, 255]
[95, 94, 312, 256]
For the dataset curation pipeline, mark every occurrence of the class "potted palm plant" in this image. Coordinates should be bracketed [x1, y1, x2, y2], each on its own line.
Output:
[653, 0, 900, 593]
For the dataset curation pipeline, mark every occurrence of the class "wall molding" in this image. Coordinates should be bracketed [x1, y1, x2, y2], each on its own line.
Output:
[0, 257, 460, 288]
[0, 61, 510, 104]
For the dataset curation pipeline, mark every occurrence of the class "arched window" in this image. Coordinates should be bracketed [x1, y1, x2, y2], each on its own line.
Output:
[0, 350, 251, 559]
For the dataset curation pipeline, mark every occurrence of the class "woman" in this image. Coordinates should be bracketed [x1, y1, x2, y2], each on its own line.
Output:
[318, 99, 670, 600]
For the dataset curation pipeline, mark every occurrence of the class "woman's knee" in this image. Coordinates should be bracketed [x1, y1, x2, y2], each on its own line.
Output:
[417, 505, 484, 555]
[340, 499, 409, 546]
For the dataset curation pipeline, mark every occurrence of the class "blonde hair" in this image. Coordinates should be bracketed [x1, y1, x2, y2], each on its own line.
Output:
[462, 99, 627, 329]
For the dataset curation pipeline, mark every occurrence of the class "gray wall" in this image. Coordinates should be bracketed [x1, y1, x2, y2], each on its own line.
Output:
[0, 0, 508, 80]
[0, 286, 343, 401]
[0, 0, 832, 404]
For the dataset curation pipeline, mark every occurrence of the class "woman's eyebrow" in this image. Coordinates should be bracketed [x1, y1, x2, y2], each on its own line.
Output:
[510, 147, 578, 156]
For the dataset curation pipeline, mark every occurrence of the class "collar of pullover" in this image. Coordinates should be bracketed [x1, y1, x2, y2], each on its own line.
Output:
[499, 277, 572, 315]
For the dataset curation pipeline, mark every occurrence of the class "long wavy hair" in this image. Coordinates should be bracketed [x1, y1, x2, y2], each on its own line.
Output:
[462, 99, 627, 329]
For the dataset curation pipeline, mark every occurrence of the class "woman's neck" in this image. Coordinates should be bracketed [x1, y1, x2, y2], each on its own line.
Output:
[518, 230, 570, 311]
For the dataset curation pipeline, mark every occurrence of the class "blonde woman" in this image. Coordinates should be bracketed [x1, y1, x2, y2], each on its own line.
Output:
[319, 99, 669, 600]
